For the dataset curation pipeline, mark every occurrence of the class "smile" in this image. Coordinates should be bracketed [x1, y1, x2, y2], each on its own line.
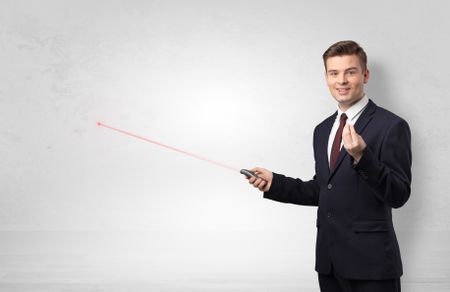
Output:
[336, 88, 350, 94]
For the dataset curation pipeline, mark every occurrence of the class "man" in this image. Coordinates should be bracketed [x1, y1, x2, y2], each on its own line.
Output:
[246, 40, 411, 292]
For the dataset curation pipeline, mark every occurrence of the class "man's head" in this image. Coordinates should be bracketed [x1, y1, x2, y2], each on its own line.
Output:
[323, 41, 369, 111]
[323, 40, 367, 72]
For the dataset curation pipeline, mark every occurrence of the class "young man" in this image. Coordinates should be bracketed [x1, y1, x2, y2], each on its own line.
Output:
[246, 41, 411, 292]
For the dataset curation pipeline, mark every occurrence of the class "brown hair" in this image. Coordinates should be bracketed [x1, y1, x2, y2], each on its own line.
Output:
[322, 40, 367, 71]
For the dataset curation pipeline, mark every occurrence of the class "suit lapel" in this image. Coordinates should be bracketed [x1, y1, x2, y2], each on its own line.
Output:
[328, 100, 377, 179]
[353, 99, 376, 134]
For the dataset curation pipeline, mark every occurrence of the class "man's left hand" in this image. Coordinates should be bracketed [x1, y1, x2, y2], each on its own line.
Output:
[342, 124, 366, 163]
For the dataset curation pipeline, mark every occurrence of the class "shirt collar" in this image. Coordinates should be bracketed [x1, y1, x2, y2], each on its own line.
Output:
[337, 95, 369, 122]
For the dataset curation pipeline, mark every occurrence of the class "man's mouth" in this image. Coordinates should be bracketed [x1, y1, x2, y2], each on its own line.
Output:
[336, 88, 350, 95]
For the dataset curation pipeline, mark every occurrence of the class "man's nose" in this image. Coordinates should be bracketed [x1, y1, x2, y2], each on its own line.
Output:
[338, 73, 348, 84]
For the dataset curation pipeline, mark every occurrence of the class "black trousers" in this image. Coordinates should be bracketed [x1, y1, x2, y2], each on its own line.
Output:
[318, 269, 401, 292]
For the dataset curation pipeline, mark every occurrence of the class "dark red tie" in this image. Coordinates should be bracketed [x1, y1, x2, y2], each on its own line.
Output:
[330, 113, 348, 171]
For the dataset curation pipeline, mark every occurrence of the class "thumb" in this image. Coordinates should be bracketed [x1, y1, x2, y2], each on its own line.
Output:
[250, 167, 270, 181]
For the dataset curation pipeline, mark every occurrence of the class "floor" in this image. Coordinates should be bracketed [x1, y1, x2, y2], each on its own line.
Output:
[0, 230, 448, 291]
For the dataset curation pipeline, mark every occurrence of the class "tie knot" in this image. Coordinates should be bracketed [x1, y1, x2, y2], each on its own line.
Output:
[340, 113, 348, 123]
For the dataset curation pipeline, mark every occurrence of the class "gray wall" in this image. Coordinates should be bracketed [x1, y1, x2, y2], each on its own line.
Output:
[1, 0, 449, 291]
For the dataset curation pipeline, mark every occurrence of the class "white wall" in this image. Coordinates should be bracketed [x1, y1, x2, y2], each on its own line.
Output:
[1, 0, 450, 291]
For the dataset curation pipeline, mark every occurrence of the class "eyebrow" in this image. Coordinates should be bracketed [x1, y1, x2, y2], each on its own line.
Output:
[327, 67, 359, 73]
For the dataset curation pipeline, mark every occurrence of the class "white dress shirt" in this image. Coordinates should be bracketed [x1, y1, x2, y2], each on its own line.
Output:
[327, 95, 369, 166]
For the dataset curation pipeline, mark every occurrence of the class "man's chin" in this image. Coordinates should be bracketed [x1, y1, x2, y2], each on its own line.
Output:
[333, 96, 350, 104]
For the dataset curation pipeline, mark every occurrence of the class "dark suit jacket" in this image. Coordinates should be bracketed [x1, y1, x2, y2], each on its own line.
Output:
[264, 99, 412, 280]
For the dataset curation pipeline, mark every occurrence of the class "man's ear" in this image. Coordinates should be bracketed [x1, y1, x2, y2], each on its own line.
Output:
[363, 69, 370, 84]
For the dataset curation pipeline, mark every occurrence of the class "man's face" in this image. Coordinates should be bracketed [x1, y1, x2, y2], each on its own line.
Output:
[325, 55, 369, 111]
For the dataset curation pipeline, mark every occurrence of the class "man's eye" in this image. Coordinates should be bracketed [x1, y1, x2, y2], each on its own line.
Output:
[348, 71, 356, 75]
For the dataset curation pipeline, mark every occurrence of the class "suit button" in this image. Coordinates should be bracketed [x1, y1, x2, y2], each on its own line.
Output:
[327, 183, 333, 190]
[327, 212, 332, 218]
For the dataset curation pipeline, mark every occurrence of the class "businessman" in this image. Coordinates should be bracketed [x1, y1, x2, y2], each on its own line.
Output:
[246, 41, 411, 292]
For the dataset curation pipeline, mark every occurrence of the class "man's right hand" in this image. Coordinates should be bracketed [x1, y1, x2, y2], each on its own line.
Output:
[246, 167, 273, 192]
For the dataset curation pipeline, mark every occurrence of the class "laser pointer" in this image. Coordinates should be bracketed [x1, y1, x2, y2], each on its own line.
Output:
[240, 169, 259, 179]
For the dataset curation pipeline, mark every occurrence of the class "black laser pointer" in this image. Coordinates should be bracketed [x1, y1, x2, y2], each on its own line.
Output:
[240, 169, 264, 180]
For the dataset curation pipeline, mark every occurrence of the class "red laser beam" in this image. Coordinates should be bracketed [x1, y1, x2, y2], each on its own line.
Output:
[97, 122, 239, 172]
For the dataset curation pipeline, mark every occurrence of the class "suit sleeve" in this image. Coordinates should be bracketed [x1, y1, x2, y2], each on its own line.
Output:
[263, 172, 320, 206]
[353, 119, 412, 208]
